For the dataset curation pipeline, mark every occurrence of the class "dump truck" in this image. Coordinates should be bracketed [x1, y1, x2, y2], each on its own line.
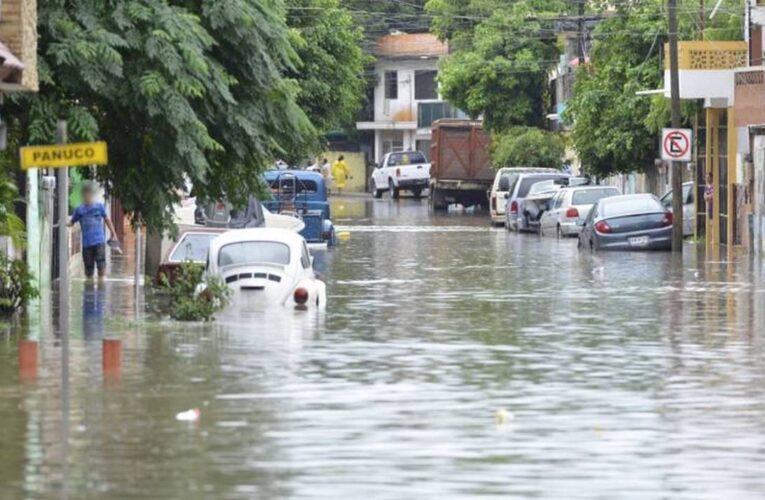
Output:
[429, 119, 494, 211]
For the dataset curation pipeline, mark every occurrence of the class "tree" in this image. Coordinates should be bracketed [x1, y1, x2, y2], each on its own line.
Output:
[286, 0, 369, 133]
[564, 0, 743, 178]
[428, 0, 565, 132]
[7, 0, 315, 231]
[345, 0, 430, 45]
[492, 127, 565, 169]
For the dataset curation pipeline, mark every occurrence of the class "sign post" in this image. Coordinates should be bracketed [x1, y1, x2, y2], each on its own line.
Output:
[662, 127, 692, 252]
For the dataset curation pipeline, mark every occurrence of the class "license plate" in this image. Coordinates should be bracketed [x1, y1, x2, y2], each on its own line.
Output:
[629, 236, 649, 247]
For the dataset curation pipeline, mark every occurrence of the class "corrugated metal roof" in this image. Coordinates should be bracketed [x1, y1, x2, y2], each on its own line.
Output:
[375, 33, 448, 59]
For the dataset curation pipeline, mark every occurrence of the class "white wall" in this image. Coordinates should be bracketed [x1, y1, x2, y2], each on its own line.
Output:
[374, 58, 441, 123]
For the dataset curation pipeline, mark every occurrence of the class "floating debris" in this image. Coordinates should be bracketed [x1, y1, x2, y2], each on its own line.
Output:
[175, 408, 200, 422]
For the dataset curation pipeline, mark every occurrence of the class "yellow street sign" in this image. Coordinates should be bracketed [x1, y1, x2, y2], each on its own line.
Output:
[20, 141, 108, 170]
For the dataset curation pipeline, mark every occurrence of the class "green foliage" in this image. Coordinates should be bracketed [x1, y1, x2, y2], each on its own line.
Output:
[163, 262, 230, 322]
[564, 0, 743, 177]
[492, 127, 565, 169]
[345, 0, 430, 46]
[0, 255, 39, 316]
[286, 0, 369, 133]
[428, 0, 565, 132]
[0, 124, 27, 249]
[7, 0, 317, 231]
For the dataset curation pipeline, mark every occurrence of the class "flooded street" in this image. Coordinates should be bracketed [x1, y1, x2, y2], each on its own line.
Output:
[3, 197, 765, 499]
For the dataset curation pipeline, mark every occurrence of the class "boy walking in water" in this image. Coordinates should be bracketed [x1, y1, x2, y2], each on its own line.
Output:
[69, 182, 117, 280]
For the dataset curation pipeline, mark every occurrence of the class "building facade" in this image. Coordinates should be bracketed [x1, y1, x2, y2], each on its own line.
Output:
[356, 33, 466, 164]
[0, 0, 37, 91]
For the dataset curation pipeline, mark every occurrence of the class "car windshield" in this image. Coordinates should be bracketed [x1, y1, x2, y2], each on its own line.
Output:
[517, 175, 567, 197]
[268, 177, 320, 194]
[572, 188, 621, 205]
[170, 233, 216, 262]
[218, 241, 290, 267]
[601, 196, 663, 218]
[387, 152, 427, 166]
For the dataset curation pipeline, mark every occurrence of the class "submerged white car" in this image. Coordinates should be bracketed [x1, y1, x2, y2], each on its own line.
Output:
[207, 228, 326, 311]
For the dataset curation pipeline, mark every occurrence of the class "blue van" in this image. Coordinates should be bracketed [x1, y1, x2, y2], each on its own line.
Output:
[262, 170, 337, 246]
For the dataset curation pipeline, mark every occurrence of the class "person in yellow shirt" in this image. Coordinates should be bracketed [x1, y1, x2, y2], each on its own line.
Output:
[331, 155, 349, 195]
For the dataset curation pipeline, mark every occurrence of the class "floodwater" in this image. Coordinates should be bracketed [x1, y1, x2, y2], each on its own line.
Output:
[2, 197, 765, 499]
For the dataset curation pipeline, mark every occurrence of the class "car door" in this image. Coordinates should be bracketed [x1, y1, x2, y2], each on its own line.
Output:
[540, 191, 563, 232]
[372, 154, 388, 189]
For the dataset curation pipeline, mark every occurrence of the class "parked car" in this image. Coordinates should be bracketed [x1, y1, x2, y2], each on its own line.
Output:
[539, 186, 622, 237]
[263, 170, 337, 246]
[371, 151, 431, 199]
[156, 227, 224, 286]
[206, 228, 327, 311]
[577, 193, 673, 251]
[489, 167, 558, 225]
[660, 181, 695, 237]
[505, 172, 571, 232]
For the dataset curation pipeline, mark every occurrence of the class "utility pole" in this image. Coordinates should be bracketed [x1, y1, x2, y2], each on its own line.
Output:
[699, 0, 705, 39]
[669, 0, 684, 252]
[56, 120, 71, 325]
[578, 0, 585, 65]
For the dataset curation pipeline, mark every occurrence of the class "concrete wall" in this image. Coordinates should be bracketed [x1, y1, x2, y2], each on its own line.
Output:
[328, 151, 367, 192]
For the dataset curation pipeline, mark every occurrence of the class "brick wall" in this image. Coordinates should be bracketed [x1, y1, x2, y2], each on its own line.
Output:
[0, 0, 38, 90]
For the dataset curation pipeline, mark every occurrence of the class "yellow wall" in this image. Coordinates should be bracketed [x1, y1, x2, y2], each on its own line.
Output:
[705, 107, 739, 249]
[328, 151, 367, 192]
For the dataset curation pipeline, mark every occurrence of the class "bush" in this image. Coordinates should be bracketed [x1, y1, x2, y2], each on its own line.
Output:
[0, 255, 39, 316]
[492, 127, 565, 169]
[163, 262, 230, 322]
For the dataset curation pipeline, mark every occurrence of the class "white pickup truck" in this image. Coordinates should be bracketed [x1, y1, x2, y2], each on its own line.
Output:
[371, 151, 431, 199]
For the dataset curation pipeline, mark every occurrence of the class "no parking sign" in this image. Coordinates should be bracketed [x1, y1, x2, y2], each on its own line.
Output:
[661, 128, 692, 162]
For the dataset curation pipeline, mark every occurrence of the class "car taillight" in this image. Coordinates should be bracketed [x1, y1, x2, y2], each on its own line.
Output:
[510, 201, 518, 214]
[294, 287, 309, 305]
[396, 168, 401, 177]
[594, 221, 612, 234]
[491, 197, 497, 211]
[662, 212, 673, 226]
[566, 207, 579, 218]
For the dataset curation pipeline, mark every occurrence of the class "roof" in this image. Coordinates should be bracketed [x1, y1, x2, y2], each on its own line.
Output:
[211, 228, 306, 251]
[374, 33, 448, 59]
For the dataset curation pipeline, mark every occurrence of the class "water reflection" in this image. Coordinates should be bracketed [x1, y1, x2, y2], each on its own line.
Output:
[1, 197, 764, 498]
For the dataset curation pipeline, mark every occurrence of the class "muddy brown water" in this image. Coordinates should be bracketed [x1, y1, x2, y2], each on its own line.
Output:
[2, 197, 765, 499]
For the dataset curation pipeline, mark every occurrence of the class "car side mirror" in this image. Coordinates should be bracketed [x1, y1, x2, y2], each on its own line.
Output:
[374, 163, 380, 169]
[504, 193, 510, 199]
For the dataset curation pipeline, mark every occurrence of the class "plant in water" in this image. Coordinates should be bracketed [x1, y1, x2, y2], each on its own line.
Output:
[0, 255, 39, 315]
[163, 262, 230, 322]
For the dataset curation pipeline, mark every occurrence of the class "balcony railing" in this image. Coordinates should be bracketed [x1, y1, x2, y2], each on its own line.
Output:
[418, 102, 467, 128]
[664, 41, 747, 70]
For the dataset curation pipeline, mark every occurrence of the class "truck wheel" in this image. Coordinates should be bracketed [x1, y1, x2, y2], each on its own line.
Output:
[388, 179, 399, 199]
[372, 179, 383, 199]
[412, 189, 422, 199]
[429, 189, 445, 211]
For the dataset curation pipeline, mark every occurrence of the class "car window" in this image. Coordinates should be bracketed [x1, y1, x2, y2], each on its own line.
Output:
[388, 152, 426, 166]
[683, 183, 693, 204]
[170, 233, 216, 262]
[572, 188, 621, 206]
[301, 243, 311, 269]
[553, 191, 566, 210]
[218, 242, 290, 267]
[517, 175, 567, 197]
[269, 178, 318, 194]
[498, 173, 519, 192]
[601, 196, 663, 218]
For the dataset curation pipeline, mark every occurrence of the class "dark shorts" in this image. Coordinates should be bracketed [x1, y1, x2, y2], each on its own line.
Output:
[82, 243, 106, 277]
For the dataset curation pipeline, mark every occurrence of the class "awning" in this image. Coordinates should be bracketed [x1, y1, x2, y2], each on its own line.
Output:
[0, 41, 24, 84]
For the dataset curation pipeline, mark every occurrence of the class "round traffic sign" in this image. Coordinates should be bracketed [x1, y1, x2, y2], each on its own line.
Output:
[663, 130, 690, 159]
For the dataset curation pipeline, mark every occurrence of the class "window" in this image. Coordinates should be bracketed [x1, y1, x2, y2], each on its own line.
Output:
[301, 243, 311, 269]
[218, 242, 290, 267]
[170, 233, 217, 262]
[384, 71, 398, 99]
[601, 196, 663, 218]
[517, 175, 568, 197]
[572, 188, 621, 206]
[382, 139, 404, 157]
[414, 70, 438, 100]
[553, 191, 566, 209]
[387, 152, 427, 166]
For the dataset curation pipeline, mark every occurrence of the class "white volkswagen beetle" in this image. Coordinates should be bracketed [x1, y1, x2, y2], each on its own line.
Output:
[207, 228, 326, 311]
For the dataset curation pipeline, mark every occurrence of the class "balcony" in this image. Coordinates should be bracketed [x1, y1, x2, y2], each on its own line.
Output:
[417, 102, 467, 128]
[663, 41, 747, 105]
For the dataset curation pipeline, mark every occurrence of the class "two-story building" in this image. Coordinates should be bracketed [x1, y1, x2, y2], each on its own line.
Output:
[356, 32, 466, 164]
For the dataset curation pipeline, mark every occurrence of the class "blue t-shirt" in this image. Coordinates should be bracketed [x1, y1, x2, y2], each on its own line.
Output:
[71, 203, 108, 248]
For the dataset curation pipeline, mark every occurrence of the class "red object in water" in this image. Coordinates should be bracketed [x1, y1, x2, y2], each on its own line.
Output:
[102, 339, 122, 375]
[18, 340, 38, 381]
[594, 221, 612, 234]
